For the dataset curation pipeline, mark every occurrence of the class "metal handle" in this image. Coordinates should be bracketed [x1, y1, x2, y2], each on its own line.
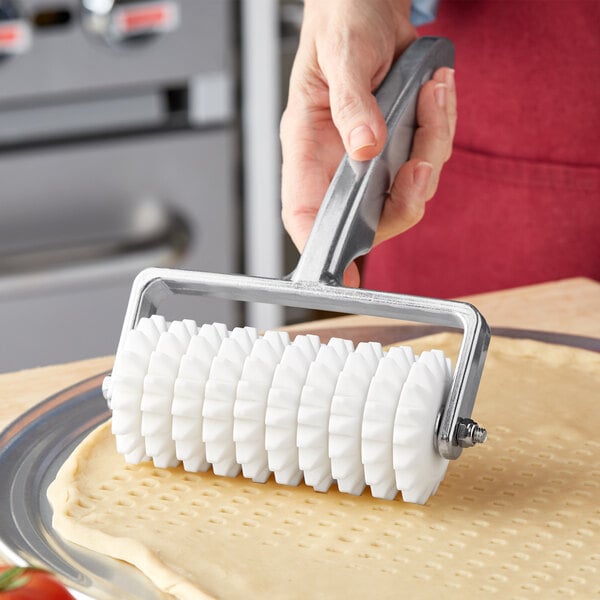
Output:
[291, 37, 455, 285]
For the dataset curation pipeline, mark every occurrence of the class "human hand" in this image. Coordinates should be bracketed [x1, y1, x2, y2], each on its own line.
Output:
[280, 0, 457, 286]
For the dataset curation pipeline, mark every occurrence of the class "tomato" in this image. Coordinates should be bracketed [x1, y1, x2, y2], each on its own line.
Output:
[0, 566, 74, 599]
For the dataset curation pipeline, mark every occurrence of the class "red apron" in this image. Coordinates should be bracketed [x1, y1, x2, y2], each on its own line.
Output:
[362, 0, 600, 297]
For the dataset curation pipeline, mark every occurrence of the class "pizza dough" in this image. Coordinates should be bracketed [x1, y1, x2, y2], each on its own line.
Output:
[47, 333, 600, 599]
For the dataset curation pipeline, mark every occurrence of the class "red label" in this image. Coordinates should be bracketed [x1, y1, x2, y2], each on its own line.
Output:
[0, 21, 30, 53]
[0, 25, 20, 44]
[115, 2, 177, 35]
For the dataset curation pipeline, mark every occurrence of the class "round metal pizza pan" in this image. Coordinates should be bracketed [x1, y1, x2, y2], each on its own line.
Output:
[0, 373, 165, 599]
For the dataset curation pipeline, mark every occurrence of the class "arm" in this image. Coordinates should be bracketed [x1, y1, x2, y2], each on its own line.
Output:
[280, 0, 456, 286]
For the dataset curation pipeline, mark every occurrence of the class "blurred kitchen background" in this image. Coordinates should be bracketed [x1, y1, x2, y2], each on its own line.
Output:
[0, 0, 304, 372]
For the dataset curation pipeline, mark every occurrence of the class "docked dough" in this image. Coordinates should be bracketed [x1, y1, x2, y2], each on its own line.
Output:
[48, 333, 600, 600]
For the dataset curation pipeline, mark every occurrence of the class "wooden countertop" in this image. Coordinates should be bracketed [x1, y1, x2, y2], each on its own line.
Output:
[1, 277, 599, 432]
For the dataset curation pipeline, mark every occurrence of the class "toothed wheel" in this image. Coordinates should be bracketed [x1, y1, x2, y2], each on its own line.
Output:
[393, 350, 452, 505]
[171, 323, 228, 472]
[202, 327, 258, 477]
[233, 331, 290, 483]
[140, 320, 197, 468]
[297, 338, 353, 493]
[329, 342, 384, 495]
[265, 335, 321, 486]
[361, 346, 415, 500]
[110, 315, 167, 464]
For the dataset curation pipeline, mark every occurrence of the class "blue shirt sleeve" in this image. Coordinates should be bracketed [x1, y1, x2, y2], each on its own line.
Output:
[410, 0, 440, 26]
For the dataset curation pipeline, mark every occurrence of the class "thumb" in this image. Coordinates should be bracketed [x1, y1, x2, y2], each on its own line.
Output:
[327, 64, 387, 161]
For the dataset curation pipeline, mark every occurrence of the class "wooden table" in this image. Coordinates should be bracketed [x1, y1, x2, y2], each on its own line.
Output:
[1, 277, 599, 432]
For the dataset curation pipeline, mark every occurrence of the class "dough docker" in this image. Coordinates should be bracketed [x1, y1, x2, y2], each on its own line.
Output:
[102, 37, 491, 505]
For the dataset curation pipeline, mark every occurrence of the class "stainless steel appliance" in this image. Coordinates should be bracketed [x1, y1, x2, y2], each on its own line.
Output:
[0, 0, 240, 372]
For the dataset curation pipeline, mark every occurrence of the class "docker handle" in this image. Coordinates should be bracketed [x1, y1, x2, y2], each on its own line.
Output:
[291, 37, 455, 286]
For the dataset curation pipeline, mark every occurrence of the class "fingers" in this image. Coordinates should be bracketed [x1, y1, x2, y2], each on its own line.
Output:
[280, 103, 346, 252]
[375, 66, 457, 245]
[280, 37, 391, 252]
[343, 261, 361, 288]
[311, 1, 416, 162]
[411, 67, 456, 199]
[325, 58, 388, 161]
[374, 159, 432, 245]
[438, 66, 457, 140]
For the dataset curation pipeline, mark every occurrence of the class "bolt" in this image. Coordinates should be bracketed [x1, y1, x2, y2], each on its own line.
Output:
[456, 418, 487, 448]
[472, 426, 487, 444]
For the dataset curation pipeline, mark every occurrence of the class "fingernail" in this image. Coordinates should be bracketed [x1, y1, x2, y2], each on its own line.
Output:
[445, 68, 455, 91]
[434, 83, 447, 108]
[349, 124, 376, 154]
[413, 161, 433, 191]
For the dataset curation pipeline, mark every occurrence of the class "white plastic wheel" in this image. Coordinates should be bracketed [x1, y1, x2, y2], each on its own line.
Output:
[140, 320, 197, 468]
[110, 315, 166, 464]
[361, 346, 415, 500]
[202, 327, 258, 477]
[265, 334, 321, 486]
[329, 342, 384, 495]
[393, 350, 451, 504]
[297, 337, 353, 492]
[233, 330, 290, 482]
[171, 323, 228, 472]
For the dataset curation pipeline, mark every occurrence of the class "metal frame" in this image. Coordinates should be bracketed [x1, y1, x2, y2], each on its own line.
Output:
[104, 266, 490, 460]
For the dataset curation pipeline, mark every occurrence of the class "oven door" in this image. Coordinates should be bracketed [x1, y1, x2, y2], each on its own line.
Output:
[0, 130, 240, 372]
